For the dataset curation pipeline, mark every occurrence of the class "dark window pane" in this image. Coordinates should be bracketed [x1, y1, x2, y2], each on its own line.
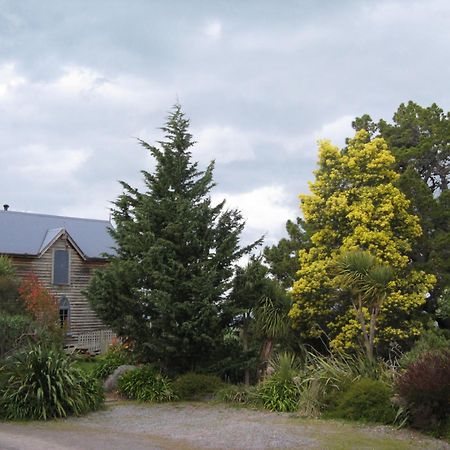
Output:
[54, 250, 69, 285]
[59, 296, 70, 328]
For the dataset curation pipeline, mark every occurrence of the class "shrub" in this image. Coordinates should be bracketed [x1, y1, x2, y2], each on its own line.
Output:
[0, 315, 33, 359]
[0, 345, 103, 420]
[93, 343, 134, 379]
[257, 352, 301, 412]
[215, 384, 260, 406]
[173, 373, 224, 400]
[399, 329, 450, 368]
[117, 365, 175, 402]
[287, 349, 396, 418]
[258, 376, 301, 412]
[327, 378, 396, 424]
[0, 256, 23, 316]
[395, 350, 450, 433]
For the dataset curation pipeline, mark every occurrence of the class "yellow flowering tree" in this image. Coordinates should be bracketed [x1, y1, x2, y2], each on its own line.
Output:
[289, 130, 436, 354]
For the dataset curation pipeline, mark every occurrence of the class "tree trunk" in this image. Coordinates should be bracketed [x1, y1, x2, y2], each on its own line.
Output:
[242, 318, 250, 386]
[259, 339, 274, 380]
[368, 305, 379, 361]
[354, 295, 372, 361]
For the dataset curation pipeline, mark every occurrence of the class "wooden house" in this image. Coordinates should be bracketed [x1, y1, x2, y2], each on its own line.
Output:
[0, 207, 116, 352]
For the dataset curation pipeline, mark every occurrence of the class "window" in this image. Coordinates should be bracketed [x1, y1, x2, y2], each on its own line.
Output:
[59, 296, 70, 328]
[53, 250, 69, 285]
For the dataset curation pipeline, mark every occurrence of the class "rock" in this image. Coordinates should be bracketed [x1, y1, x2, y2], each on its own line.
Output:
[103, 365, 138, 392]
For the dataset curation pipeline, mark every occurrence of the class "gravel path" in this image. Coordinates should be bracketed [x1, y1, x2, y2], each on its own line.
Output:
[0, 402, 449, 450]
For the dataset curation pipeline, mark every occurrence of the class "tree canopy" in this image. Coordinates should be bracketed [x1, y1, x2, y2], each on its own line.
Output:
[87, 105, 256, 374]
[289, 130, 435, 354]
[352, 102, 450, 310]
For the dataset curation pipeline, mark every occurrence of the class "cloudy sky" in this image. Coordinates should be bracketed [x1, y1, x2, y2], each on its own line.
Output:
[1, 0, 449, 247]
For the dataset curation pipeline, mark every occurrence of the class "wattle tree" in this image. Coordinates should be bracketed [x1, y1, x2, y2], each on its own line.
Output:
[289, 130, 435, 355]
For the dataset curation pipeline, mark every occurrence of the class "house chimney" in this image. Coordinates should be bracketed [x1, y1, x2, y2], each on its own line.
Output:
[3, 204, 9, 211]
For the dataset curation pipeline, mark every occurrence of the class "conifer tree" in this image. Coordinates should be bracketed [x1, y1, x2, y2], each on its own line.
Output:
[289, 130, 436, 354]
[87, 105, 255, 373]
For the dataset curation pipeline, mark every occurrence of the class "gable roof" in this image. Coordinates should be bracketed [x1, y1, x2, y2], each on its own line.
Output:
[0, 211, 116, 259]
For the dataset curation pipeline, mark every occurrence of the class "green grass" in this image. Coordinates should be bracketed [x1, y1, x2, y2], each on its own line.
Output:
[73, 360, 101, 376]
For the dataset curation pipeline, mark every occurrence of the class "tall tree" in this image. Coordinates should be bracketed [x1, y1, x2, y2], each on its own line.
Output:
[352, 102, 450, 310]
[87, 105, 256, 374]
[289, 131, 435, 355]
[228, 257, 290, 383]
[263, 217, 311, 289]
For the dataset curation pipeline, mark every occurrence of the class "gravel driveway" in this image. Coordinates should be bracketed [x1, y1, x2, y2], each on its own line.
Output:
[0, 402, 448, 450]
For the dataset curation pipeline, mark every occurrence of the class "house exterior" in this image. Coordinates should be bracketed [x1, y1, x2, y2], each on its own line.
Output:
[0, 208, 116, 352]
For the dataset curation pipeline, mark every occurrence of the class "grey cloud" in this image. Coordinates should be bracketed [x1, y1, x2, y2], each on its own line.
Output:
[1, 0, 450, 247]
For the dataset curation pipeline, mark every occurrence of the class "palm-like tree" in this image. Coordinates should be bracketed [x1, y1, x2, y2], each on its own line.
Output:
[334, 250, 394, 361]
[255, 288, 291, 378]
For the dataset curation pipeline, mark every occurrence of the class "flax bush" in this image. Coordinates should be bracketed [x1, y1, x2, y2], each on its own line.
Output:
[0, 345, 103, 420]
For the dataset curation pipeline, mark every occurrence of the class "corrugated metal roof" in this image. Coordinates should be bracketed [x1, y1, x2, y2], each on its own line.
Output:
[0, 211, 116, 259]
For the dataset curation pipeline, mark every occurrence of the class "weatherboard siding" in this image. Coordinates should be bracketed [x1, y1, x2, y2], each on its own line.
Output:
[10, 234, 109, 345]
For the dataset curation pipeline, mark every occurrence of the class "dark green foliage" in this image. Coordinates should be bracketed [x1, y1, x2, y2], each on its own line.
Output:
[0, 314, 32, 359]
[87, 105, 256, 374]
[352, 102, 450, 314]
[0, 345, 104, 420]
[258, 376, 301, 412]
[263, 218, 311, 289]
[206, 335, 258, 384]
[117, 365, 175, 402]
[395, 350, 450, 433]
[92, 343, 134, 379]
[172, 372, 224, 400]
[257, 353, 302, 412]
[0, 255, 26, 315]
[215, 384, 261, 405]
[399, 328, 450, 368]
[228, 257, 291, 383]
[326, 378, 396, 424]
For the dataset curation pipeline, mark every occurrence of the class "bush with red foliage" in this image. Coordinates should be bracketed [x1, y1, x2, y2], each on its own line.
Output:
[18, 273, 60, 334]
[395, 350, 450, 432]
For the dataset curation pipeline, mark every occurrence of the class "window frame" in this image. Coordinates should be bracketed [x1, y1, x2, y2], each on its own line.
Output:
[59, 295, 70, 329]
[52, 248, 70, 285]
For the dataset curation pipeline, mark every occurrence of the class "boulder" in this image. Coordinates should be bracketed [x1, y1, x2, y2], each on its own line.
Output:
[103, 365, 138, 392]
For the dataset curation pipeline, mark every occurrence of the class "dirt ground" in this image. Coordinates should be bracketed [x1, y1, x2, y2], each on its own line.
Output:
[0, 402, 449, 450]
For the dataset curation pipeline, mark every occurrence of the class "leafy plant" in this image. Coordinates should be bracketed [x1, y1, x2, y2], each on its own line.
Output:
[326, 378, 396, 424]
[293, 349, 396, 418]
[0, 256, 23, 316]
[258, 352, 301, 412]
[0, 345, 103, 420]
[395, 350, 450, 433]
[399, 329, 450, 368]
[117, 365, 175, 402]
[172, 372, 224, 400]
[93, 343, 134, 379]
[0, 315, 33, 359]
[215, 384, 261, 406]
[258, 376, 301, 412]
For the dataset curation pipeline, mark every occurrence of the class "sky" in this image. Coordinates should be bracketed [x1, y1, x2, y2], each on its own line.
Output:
[1, 0, 450, 248]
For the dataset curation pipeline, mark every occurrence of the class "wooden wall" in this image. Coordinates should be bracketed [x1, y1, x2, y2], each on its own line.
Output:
[10, 233, 109, 346]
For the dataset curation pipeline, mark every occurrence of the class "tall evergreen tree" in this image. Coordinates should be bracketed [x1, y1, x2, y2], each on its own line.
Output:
[87, 105, 255, 373]
[263, 218, 311, 289]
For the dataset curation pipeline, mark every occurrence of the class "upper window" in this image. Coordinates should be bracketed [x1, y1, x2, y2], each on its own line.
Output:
[53, 249, 69, 285]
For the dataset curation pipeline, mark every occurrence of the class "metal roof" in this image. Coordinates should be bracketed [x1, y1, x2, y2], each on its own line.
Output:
[0, 211, 116, 259]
